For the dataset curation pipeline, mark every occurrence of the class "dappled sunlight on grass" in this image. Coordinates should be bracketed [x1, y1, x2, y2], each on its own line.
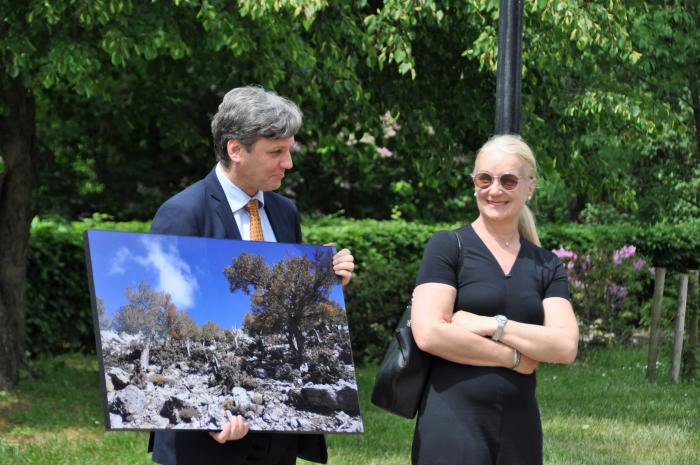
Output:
[0, 347, 698, 464]
[544, 415, 699, 465]
[3, 426, 102, 446]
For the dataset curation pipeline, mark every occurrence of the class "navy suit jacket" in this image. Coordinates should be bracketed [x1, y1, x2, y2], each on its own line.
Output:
[148, 167, 327, 465]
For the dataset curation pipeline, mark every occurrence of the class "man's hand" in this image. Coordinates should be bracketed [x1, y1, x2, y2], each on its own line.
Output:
[325, 243, 354, 286]
[209, 413, 249, 444]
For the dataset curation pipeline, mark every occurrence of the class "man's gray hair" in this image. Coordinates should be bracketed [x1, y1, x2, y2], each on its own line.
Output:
[211, 85, 303, 166]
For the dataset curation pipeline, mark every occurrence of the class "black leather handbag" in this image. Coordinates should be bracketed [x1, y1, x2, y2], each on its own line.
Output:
[371, 230, 463, 419]
[370, 302, 431, 418]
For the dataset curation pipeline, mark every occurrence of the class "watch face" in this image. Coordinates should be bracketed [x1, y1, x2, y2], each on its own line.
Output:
[492, 315, 507, 341]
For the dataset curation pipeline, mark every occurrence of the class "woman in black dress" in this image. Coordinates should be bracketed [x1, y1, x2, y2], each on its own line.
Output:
[410, 135, 579, 465]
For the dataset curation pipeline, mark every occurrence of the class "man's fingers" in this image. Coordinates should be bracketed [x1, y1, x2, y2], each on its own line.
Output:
[209, 421, 231, 444]
[209, 413, 249, 443]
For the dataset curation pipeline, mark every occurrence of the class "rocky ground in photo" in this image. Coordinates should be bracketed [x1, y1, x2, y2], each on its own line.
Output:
[100, 330, 363, 433]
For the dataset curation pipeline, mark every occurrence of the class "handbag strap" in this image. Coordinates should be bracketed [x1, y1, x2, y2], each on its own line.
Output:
[452, 229, 465, 312]
[453, 229, 464, 276]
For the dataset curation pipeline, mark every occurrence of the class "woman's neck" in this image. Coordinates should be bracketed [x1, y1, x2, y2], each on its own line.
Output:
[472, 217, 520, 247]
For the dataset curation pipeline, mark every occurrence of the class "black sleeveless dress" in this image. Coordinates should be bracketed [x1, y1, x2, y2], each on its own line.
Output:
[412, 225, 569, 465]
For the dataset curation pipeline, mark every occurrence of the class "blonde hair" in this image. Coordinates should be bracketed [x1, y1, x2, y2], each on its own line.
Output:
[473, 134, 540, 247]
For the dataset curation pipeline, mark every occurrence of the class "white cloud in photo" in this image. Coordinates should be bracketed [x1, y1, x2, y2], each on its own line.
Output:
[136, 237, 199, 309]
[109, 247, 132, 275]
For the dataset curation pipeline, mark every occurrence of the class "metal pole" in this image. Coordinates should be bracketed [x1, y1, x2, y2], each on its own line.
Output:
[495, 0, 524, 135]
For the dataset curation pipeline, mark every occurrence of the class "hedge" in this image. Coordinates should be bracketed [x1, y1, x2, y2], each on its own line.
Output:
[26, 216, 699, 362]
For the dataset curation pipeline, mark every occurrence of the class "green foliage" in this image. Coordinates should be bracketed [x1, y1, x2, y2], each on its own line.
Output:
[0, 0, 697, 227]
[540, 221, 700, 270]
[553, 245, 654, 345]
[25, 215, 149, 356]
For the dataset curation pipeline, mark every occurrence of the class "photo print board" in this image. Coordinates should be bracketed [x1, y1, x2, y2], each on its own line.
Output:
[84, 230, 363, 433]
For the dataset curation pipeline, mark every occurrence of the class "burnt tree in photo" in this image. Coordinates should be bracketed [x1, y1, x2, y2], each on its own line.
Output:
[97, 297, 112, 331]
[225, 250, 337, 364]
[112, 281, 174, 371]
[201, 320, 224, 343]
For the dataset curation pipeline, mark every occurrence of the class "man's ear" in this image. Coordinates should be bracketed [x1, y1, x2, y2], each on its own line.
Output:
[227, 139, 242, 163]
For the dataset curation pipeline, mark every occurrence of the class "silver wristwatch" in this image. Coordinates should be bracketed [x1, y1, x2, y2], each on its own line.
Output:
[492, 314, 508, 341]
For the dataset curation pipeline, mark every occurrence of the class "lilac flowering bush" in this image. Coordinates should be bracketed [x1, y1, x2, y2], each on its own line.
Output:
[552, 244, 653, 347]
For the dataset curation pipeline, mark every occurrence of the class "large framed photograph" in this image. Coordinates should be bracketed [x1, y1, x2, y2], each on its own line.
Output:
[84, 230, 363, 433]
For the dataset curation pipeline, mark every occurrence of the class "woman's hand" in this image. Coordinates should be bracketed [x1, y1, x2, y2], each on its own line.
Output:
[209, 413, 249, 444]
[513, 351, 538, 375]
[451, 310, 497, 337]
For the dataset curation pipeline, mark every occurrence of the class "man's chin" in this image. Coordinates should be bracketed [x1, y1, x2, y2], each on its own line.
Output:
[266, 181, 283, 191]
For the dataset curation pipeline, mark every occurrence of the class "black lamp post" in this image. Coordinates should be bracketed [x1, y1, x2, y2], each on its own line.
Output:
[494, 0, 524, 135]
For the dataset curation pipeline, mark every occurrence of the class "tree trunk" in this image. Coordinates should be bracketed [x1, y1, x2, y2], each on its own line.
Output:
[692, 82, 700, 161]
[646, 267, 666, 383]
[671, 273, 689, 383]
[140, 341, 151, 373]
[0, 78, 36, 391]
[688, 270, 698, 348]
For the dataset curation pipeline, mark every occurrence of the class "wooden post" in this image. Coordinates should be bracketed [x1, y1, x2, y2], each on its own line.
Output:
[671, 273, 689, 383]
[646, 267, 666, 383]
[688, 270, 699, 348]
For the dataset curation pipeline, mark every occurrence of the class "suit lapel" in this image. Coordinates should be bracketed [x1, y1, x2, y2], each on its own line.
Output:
[264, 192, 292, 243]
[204, 168, 242, 240]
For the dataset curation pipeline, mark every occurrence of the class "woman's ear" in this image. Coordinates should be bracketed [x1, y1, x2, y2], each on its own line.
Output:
[528, 177, 537, 199]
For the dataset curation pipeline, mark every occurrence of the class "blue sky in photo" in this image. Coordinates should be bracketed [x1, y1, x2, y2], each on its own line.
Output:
[85, 230, 346, 330]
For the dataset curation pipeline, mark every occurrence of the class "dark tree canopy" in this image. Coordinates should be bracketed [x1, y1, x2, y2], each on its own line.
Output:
[225, 249, 338, 360]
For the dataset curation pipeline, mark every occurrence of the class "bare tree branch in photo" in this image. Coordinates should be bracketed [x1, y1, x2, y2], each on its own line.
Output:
[225, 249, 338, 364]
[112, 281, 175, 372]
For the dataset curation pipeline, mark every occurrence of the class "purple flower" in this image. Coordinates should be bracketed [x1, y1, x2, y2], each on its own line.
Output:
[612, 251, 622, 265]
[633, 259, 645, 270]
[608, 284, 628, 300]
[613, 245, 636, 264]
[582, 255, 592, 272]
[291, 142, 302, 153]
[377, 146, 393, 158]
[552, 247, 577, 261]
[649, 267, 656, 276]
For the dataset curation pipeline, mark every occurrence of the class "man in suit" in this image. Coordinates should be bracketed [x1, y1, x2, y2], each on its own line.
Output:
[149, 85, 355, 465]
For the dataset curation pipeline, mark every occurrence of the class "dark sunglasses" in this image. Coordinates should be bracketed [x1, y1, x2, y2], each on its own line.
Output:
[472, 172, 526, 191]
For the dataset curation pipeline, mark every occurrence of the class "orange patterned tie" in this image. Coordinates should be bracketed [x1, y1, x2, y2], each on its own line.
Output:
[245, 199, 264, 241]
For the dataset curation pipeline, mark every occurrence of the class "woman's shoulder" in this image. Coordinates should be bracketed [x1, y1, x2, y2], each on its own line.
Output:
[521, 238, 562, 268]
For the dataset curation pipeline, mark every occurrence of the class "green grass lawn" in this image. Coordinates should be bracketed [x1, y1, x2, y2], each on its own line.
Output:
[1, 347, 698, 465]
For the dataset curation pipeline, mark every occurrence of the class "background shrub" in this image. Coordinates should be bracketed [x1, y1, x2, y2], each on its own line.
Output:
[26, 216, 149, 356]
[26, 216, 699, 363]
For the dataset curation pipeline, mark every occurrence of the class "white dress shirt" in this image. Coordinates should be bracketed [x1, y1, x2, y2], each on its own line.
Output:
[215, 163, 277, 242]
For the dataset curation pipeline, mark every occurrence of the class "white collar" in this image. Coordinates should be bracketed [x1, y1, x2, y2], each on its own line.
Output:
[215, 163, 265, 212]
